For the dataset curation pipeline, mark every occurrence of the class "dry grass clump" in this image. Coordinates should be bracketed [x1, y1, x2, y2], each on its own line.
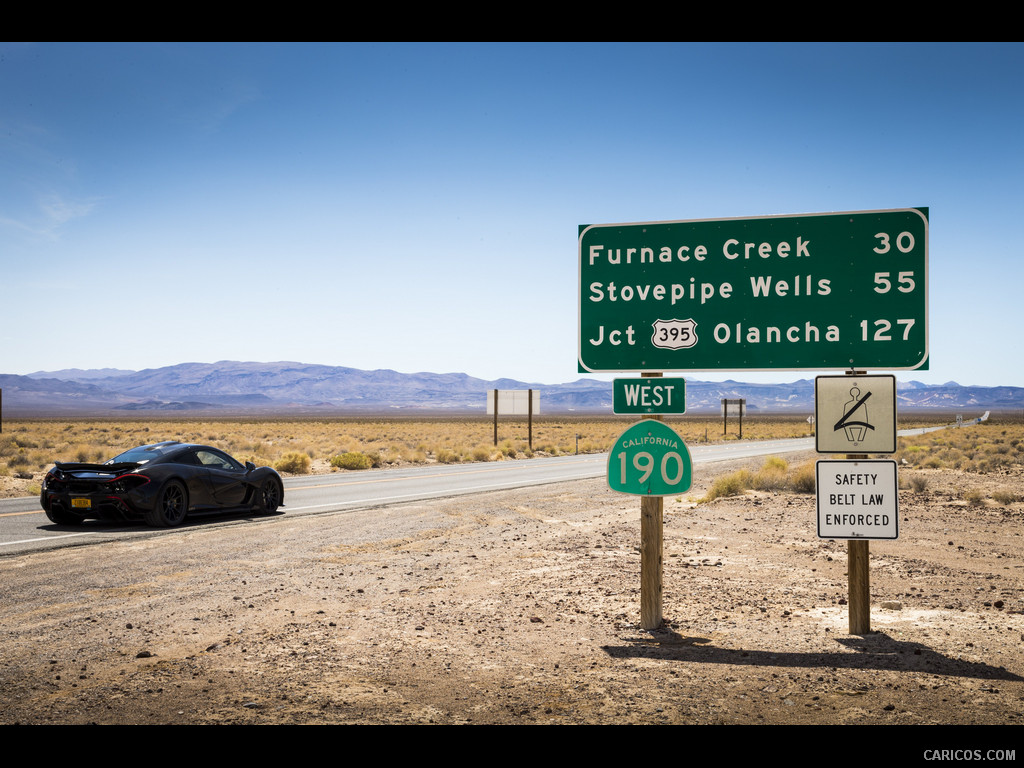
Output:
[274, 452, 311, 474]
[964, 488, 986, 507]
[330, 452, 373, 470]
[470, 445, 494, 462]
[700, 457, 817, 503]
[749, 456, 789, 491]
[703, 470, 754, 502]
[788, 460, 817, 493]
[435, 448, 460, 464]
[906, 474, 929, 493]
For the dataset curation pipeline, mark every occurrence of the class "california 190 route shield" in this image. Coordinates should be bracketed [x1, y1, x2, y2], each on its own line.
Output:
[607, 420, 692, 496]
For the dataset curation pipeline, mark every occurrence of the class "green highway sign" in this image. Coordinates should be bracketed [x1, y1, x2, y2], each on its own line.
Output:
[579, 208, 928, 373]
[607, 420, 692, 496]
[613, 377, 686, 415]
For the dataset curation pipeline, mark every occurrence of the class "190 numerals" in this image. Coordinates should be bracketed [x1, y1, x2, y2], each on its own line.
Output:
[618, 451, 687, 486]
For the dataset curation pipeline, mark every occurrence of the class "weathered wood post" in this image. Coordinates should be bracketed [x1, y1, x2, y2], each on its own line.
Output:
[640, 372, 663, 630]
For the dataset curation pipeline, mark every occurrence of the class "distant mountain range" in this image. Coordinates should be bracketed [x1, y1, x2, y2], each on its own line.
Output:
[1, 361, 1021, 415]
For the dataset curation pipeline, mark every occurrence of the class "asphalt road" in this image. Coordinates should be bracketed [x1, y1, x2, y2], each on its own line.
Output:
[0, 437, 818, 557]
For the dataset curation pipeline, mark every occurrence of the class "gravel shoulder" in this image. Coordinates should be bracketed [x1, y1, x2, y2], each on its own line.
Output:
[1, 452, 1023, 728]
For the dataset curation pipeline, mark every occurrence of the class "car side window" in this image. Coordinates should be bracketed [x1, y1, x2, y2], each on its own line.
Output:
[196, 450, 243, 471]
[173, 451, 201, 466]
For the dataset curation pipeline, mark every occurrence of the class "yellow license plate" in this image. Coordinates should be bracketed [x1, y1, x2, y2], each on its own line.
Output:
[71, 498, 91, 509]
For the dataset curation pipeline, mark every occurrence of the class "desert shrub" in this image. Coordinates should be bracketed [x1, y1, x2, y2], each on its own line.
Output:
[275, 452, 311, 474]
[789, 461, 816, 494]
[702, 456, 820, 501]
[331, 451, 373, 470]
[701, 470, 753, 503]
[909, 475, 929, 493]
[992, 490, 1018, 505]
[751, 456, 789, 491]
[964, 489, 985, 507]
[435, 448, 459, 464]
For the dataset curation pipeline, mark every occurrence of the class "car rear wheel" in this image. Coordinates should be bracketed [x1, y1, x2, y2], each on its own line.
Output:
[145, 481, 188, 528]
[259, 478, 282, 514]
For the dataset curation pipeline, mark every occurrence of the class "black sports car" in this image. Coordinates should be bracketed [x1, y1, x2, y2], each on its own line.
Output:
[41, 441, 284, 528]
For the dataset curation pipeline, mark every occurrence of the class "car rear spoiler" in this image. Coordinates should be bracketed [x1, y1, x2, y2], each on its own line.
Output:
[54, 461, 140, 473]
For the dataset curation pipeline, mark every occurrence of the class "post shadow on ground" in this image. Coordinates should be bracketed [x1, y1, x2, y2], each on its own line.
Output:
[602, 628, 1022, 683]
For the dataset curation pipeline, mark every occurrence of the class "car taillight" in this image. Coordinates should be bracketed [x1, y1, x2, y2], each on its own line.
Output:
[109, 474, 150, 493]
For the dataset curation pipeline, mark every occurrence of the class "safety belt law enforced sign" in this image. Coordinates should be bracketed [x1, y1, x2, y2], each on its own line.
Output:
[816, 460, 899, 540]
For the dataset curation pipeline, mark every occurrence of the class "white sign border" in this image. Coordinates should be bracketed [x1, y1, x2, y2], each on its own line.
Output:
[816, 459, 899, 541]
[578, 207, 929, 374]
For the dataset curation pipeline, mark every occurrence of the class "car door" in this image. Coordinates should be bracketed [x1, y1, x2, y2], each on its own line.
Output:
[194, 449, 250, 508]
[168, 449, 216, 509]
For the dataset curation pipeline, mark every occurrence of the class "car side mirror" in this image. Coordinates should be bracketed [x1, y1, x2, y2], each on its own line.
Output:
[245, 461, 256, 472]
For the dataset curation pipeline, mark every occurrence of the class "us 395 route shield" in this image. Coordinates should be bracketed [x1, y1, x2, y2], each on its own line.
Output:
[579, 208, 928, 373]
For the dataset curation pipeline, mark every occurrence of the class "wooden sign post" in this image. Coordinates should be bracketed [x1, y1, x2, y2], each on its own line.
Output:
[640, 372, 664, 630]
[488, 389, 538, 450]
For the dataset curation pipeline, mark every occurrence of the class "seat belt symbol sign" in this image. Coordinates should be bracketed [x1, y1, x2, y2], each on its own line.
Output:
[834, 387, 875, 445]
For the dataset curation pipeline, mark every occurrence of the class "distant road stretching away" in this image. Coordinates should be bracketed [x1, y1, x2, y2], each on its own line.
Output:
[0, 420, 966, 557]
[0, 437, 816, 556]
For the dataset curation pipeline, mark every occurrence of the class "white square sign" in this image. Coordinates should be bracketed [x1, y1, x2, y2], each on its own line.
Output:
[815, 375, 897, 454]
[816, 459, 899, 540]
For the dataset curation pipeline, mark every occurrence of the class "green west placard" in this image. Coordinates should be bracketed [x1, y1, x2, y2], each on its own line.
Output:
[579, 208, 928, 373]
[607, 420, 692, 496]
[613, 377, 686, 415]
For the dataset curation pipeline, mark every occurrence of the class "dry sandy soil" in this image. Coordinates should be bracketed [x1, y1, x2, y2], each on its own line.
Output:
[1, 451, 1023, 734]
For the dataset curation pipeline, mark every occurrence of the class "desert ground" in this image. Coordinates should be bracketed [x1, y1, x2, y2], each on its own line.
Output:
[1, 419, 1022, 734]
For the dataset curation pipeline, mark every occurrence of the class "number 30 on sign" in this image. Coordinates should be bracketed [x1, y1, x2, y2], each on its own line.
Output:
[608, 420, 693, 496]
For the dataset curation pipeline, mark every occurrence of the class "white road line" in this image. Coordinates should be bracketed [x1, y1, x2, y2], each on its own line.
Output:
[1, 531, 97, 547]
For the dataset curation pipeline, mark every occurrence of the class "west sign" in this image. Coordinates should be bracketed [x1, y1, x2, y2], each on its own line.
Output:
[578, 208, 928, 373]
[613, 377, 686, 415]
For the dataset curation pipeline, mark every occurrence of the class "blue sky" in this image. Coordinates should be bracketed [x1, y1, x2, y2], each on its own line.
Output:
[2, 43, 1021, 387]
